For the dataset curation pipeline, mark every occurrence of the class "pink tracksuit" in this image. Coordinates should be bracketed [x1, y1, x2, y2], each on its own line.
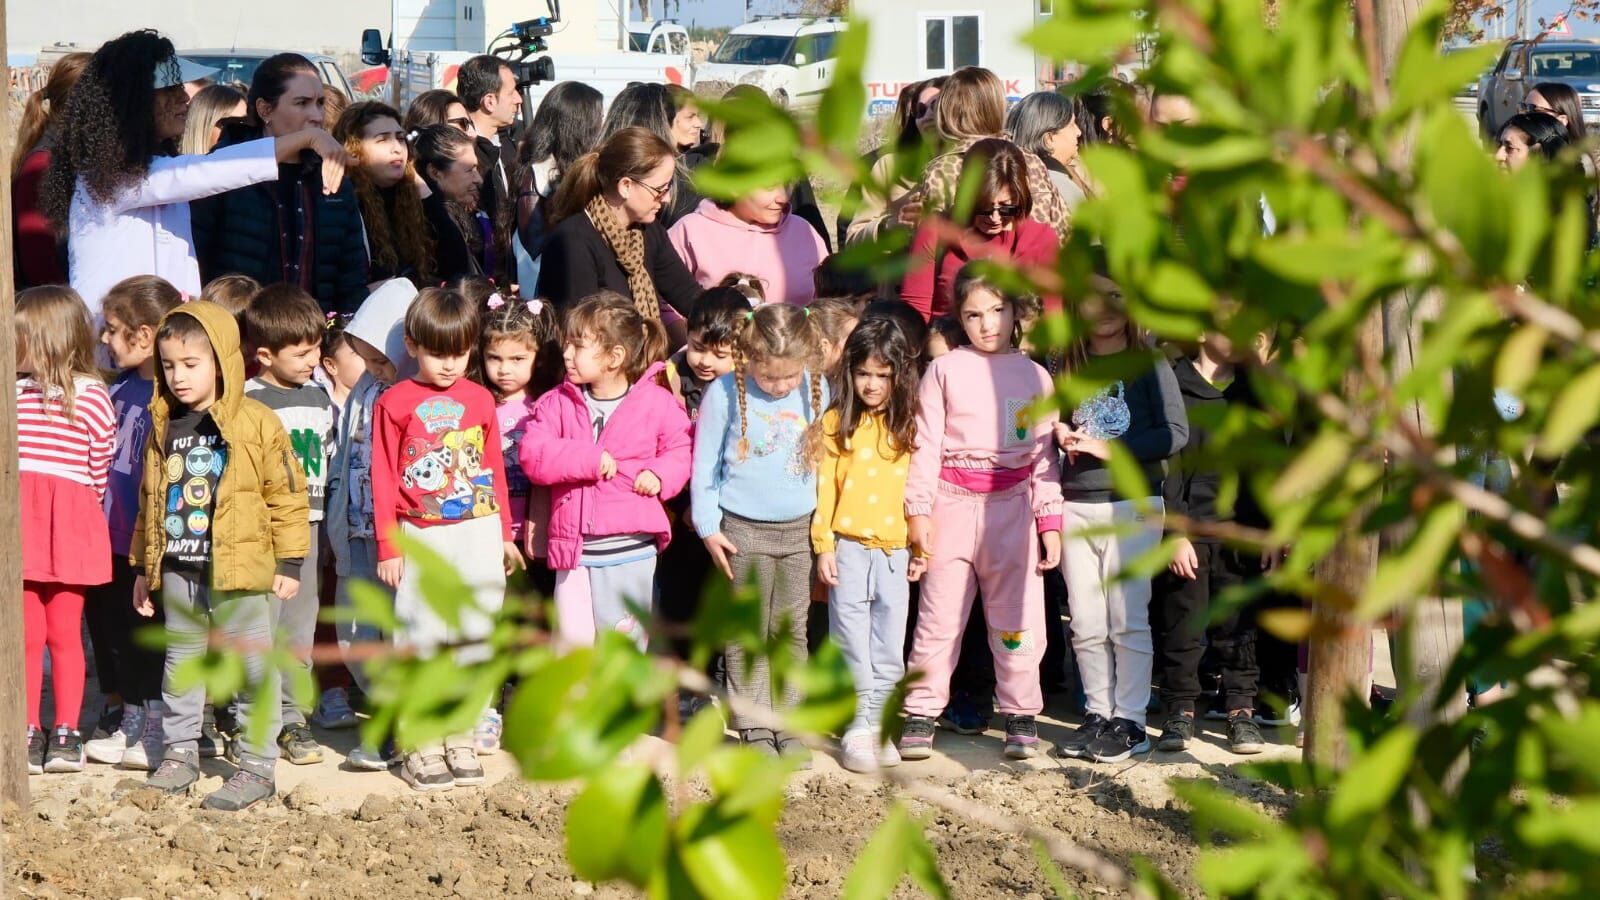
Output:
[903, 347, 1062, 718]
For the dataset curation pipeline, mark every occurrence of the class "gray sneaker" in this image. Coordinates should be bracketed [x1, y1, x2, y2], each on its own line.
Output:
[740, 728, 779, 757]
[775, 731, 812, 769]
[118, 704, 164, 772]
[347, 744, 396, 771]
[147, 751, 200, 794]
[201, 769, 275, 811]
[446, 745, 485, 786]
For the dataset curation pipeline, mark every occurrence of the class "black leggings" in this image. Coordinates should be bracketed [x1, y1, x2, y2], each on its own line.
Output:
[83, 556, 167, 706]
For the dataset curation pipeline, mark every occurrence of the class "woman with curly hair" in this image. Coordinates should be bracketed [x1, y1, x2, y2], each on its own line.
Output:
[334, 100, 436, 283]
[42, 30, 350, 317]
[190, 53, 371, 314]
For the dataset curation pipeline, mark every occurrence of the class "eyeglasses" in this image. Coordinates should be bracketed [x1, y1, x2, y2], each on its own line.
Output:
[975, 204, 1022, 221]
[631, 177, 673, 200]
[448, 116, 474, 132]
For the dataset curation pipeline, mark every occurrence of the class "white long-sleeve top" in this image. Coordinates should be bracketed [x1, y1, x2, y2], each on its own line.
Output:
[68, 137, 279, 317]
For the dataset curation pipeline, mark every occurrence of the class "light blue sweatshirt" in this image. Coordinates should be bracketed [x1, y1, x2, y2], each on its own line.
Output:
[690, 370, 827, 538]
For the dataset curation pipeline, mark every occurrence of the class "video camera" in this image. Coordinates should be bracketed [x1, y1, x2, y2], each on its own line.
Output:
[492, 0, 560, 88]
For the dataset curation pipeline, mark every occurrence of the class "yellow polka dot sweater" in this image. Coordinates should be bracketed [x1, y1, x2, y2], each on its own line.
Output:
[811, 409, 911, 554]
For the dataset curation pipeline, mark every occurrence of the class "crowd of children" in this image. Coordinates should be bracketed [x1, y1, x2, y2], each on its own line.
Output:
[17, 250, 1294, 808]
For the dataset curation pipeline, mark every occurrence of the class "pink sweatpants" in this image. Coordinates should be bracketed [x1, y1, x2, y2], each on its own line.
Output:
[904, 481, 1045, 718]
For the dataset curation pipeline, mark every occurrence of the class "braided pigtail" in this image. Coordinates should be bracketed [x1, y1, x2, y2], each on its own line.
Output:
[734, 354, 751, 461]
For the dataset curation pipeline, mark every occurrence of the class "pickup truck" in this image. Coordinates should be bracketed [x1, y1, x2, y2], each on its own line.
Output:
[1478, 38, 1600, 139]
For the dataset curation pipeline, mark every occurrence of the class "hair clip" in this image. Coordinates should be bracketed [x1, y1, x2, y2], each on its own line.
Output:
[744, 310, 756, 322]
[802, 307, 811, 317]
[323, 311, 341, 329]
[526, 298, 543, 315]
[486, 292, 506, 310]
[407, 129, 419, 141]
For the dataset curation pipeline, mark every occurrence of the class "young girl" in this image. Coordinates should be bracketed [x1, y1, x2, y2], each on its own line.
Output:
[1053, 275, 1188, 764]
[691, 303, 828, 762]
[899, 267, 1063, 762]
[522, 291, 693, 649]
[17, 287, 117, 774]
[811, 317, 923, 773]
[807, 296, 863, 378]
[317, 314, 364, 415]
[84, 276, 183, 772]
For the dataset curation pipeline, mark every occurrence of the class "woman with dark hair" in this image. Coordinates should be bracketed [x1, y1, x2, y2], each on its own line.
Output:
[13, 51, 89, 288]
[403, 90, 476, 135]
[335, 101, 436, 283]
[900, 139, 1059, 321]
[1006, 91, 1095, 211]
[412, 123, 489, 281]
[513, 81, 604, 290]
[41, 31, 350, 316]
[536, 126, 702, 319]
[901, 67, 1071, 241]
[1079, 80, 1133, 147]
[1524, 82, 1587, 141]
[601, 82, 702, 226]
[1496, 111, 1571, 169]
[665, 84, 711, 158]
[190, 53, 370, 313]
[844, 76, 945, 246]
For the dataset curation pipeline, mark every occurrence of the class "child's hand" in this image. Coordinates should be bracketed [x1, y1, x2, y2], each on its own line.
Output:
[816, 551, 838, 586]
[1053, 421, 1074, 450]
[272, 575, 300, 601]
[503, 542, 526, 574]
[703, 533, 739, 580]
[132, 575, 154, 618]
[1073, 437, 1111, 461]
[907, 515, 933, 560]
[598, 451, 617, 480]
[523, 529, 540, 562]
[1170, 538, 1199, 581]
[1038, 530, 1062, 574]
[907, 557, 928, 582]
[633, 470, 662, 497]
[377, 558, 404, 589]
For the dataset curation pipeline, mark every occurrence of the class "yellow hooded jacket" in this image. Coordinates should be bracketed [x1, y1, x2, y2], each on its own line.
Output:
[130, 302, 310, 591]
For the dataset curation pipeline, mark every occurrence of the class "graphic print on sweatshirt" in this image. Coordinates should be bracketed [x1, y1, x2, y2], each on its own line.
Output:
[498, 402, 533, 500]
[746, 408, 809, 480]
[1072, 381, 1131, 440]
[162, 416, 225, 567]
[400, 397, 500, 521]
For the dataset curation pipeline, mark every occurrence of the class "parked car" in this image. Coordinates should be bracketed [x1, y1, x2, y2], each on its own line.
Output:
[693, 16, 847, 109]
[1477, 38, 1600, 139]
[181, 48, 353, 97]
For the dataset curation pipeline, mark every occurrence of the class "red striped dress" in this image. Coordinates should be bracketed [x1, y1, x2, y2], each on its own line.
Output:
[18, 375, 116, 585]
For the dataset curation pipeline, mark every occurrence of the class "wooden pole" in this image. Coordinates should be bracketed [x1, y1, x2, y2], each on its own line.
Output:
[0, 1, 33, 810]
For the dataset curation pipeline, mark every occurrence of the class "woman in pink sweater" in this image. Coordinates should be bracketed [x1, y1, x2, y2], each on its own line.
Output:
[520, 292, 693, 649]
[900, 139, 1061, 322]
[667, 186, 828, 305]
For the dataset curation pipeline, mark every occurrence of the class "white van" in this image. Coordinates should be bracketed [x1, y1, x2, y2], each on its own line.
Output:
[693, 17, 848, 109]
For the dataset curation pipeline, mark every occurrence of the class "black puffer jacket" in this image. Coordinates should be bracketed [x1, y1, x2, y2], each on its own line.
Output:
[191, 123, 371, 314]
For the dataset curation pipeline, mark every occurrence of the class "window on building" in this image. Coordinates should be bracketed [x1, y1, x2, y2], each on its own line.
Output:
[920, 14, 982, 75]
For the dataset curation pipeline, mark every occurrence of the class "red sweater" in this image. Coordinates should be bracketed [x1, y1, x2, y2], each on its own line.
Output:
[900, 217, 1060, 321]
[371, 377, 515, 560]
[12, 148, 67, 288]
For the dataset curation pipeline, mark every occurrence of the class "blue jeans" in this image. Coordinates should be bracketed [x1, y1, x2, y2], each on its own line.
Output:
[828, 538, 909, 735]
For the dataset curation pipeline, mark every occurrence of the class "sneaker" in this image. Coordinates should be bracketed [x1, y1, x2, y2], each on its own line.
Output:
[310, 687, 358, 730]
[147, 751, 201, 794]
[401, 750, 454, 792]
[840, 730, 877, 773]
[1156, 713, 1195, 752]
[199, 707, 227, 759]
[87, 704, 145, 765]
[277, 723, 324, 765]
[26, 727, 46, 775]
[90, 702, 125, 741]
[1087, 718, 1152, 764]
[1054, 713, 1109, 759]
[446, 746, 485, 786]
[876, 738, 902, 769]
[775, 731, 812, 769]
[739, 728, 779, 758]
[1294, 728, 1305, 749]
[898, 716, 936, 761]
[201, 769, 275, 811]
[1003, 715, 1039, 760]
[473, 708, 503, 754]
[939, 693, 989, 735]
[347, 743, 397, 771]
[43, 726, 85, 773]
[1254, 699, 1302, 728]
[1228, 713, 1267, 755]
[118, 705, 163, 772]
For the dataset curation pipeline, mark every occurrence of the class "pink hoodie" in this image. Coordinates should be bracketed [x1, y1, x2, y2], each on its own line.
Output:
[519, 361, 693, 570]
[667, 198, 828, 305]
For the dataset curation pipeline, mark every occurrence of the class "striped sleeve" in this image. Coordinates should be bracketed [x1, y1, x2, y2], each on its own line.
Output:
[16, 377, 118, 495]
[80, 382, 116, 502]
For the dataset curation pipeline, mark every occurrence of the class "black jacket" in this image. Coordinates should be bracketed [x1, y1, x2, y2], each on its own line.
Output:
[1163, 355, 1269, 535]
[535, 211, 701, 317]
[191, 124, 370, 314]
[472, 132, 518, 284]
[422, 190, 483, 283]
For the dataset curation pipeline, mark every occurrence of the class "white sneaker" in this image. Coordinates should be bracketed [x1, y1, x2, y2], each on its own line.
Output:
[1255, 700, 1302, 728]
[119, 702, 164, 772]
[86, 704, 144, 765]
[840, 730, 879, 774]
[474, 708, 503, 755]
[877, 738, 902, 769]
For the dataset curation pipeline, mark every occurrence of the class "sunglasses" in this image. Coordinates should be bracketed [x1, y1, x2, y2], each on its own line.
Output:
[1520, 102, 1556, 116]
[448, 116, 474, 131]
[975, 204, 1022, 221]
[631, 177, 673, 200]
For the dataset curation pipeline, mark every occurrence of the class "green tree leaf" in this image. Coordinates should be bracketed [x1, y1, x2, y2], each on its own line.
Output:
[815, 22, 868, 154]
[1326, 725, 1421, 828]
[1537, 362, 1600, 459]
[566, 763, 669, 887]
[843, 804, 951, 900]
[676, 805, 787, 900]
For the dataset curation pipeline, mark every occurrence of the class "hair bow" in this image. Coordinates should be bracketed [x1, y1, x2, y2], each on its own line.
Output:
[486, 292, 506, 310]
[179, 291, 191, 304]
[526, 299, 543, 315]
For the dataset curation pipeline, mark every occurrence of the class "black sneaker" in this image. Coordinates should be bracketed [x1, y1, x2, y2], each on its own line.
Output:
[43, 726, 85, 773]
[1156, 714, 1194, 752]
[1228, 713, 1266, 755]
[1003, 715, 1039, 759]
[1087, 718, 1152, 763]
[1054, 713, 1108, 759]
[897, 716, 936, 760]
[277, 723, 324, 765]
[26, 727, 46, 775]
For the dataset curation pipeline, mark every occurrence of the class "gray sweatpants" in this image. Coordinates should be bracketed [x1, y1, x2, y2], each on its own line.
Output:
[553, 557, 657, 650]
[828, 538, 909, 736]
[161, 567, 280, 772]
[269, 536, 319, 726]
[335, 536, 387, 695]
[721, 511, 812, 732]
[394, 516, 506, 664]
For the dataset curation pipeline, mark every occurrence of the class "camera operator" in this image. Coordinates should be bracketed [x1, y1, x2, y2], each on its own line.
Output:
[458, 55, 522, 283]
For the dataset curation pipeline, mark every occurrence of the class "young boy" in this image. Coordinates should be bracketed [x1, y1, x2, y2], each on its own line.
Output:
[133, 302, 309, 811]
[243, 286, 337, 765]
[666, 288, 747, 420]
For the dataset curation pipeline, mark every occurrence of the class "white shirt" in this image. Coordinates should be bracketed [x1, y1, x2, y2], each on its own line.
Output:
[68, 138, 280, 318]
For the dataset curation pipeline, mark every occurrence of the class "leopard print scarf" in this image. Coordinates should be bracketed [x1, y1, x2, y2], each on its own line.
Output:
[584, 193, 660, 320]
